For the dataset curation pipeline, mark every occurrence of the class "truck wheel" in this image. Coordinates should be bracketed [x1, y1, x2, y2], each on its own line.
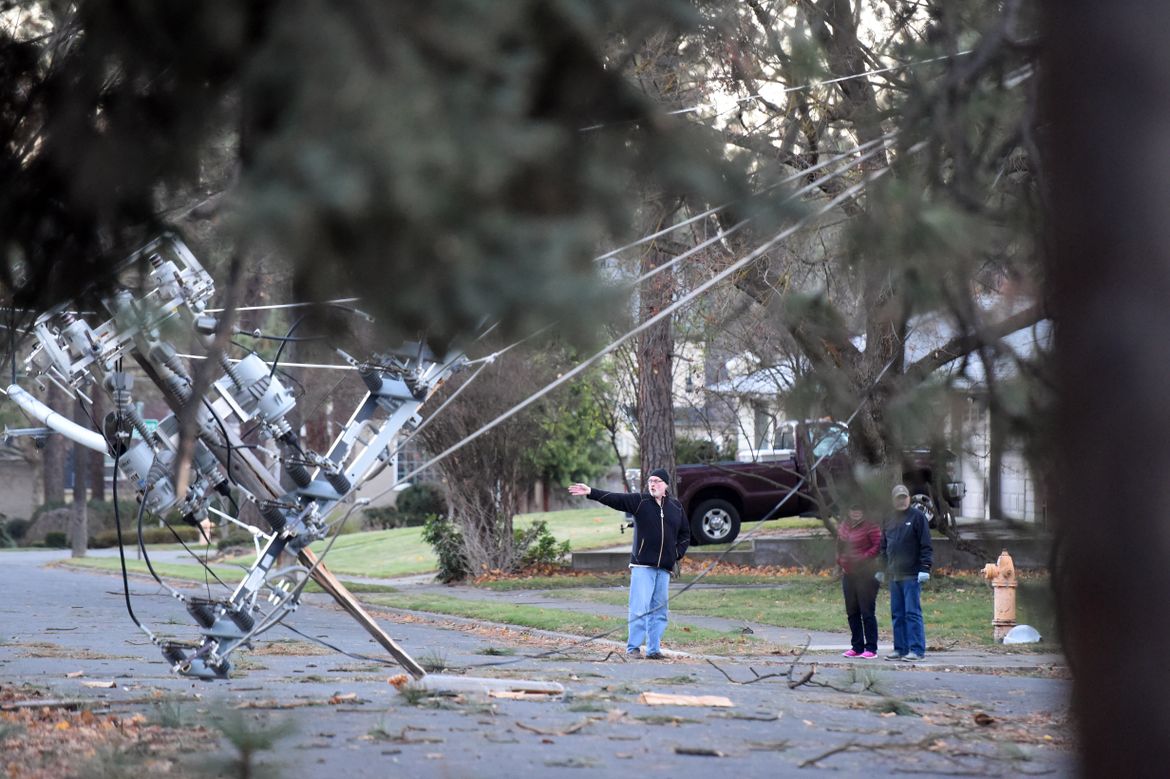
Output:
[690, 499, 741, 545]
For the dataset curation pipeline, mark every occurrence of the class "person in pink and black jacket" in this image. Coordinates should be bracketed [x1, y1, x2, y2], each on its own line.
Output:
[837, 501, 883, 658]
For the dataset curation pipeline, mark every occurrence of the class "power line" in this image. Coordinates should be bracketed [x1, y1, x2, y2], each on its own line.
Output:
[204, 297, 361, 314]
[594, 133, 897, 264]
[628, 134, 899, 289]
[579, 51, 971, 133]
[364, 144, 915, 506]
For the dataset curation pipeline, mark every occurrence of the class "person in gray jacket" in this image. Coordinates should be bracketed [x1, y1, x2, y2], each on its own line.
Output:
[876, 484, 933, 661]
[569, 468, 688, 659]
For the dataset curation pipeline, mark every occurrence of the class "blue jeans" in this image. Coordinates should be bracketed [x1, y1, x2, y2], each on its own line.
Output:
[889, 578, 926, 656]
[628, 566, 671, 653]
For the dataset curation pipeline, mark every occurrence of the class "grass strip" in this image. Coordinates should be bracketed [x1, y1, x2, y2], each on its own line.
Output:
[541, 575, 1057, 647]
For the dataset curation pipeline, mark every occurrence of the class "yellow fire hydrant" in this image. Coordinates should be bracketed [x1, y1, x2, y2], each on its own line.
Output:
[982, 549, 1017, 641]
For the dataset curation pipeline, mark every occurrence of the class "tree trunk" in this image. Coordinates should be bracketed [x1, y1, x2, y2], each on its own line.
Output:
[70, 400, 88, 558]
[1045, 1, 1170, 772]
[42, 382, 66, 505]
[637, 225, 677, 490]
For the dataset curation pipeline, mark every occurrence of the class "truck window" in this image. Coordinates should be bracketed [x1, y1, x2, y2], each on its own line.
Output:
[811, 425, 849, 458]
[774, 426, 795, 451]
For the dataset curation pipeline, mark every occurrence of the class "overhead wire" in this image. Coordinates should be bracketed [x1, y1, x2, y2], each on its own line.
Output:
[594, 133, 896, 264]
[254, 138, 903, 668]
[578, 50, 971, 133]
[626, 134, 899, 290]
[364, 142, 915, 507]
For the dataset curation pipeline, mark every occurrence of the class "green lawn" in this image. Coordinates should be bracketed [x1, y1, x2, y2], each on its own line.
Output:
[544, 574, 1058, 647]
[362, 591, 761, 654]
[520, 509, 823, 553]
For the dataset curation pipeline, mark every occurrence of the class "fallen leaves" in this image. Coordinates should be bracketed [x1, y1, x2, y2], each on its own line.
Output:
[0, 685, 215, 779]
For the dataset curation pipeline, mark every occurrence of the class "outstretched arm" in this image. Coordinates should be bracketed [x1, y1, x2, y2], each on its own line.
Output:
[568, 483, 640, 513]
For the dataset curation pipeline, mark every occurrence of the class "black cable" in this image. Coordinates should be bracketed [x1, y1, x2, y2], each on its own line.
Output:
[227, 340, 309, 399]
[111, 445, 150, 634]
[135, 469, 175, 595]
[200, 396, 261, 490]
[279, 623, 402, 668]
[268, 314, 306, 379]
[160, 518, 231, 593]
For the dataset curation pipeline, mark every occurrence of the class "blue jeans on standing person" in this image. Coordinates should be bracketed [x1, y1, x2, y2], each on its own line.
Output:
[889, 577, 926, 656]
[628, 566, 671, 653]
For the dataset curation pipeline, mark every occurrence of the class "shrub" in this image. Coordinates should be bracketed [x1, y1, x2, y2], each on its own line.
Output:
[44, 531, 68, 548]
[514, 519, 571, 567]
[0, 522, 14, 548]
[676, 437, 733, 465]
[5, 518, 29, 542]
[362, 506, 403, 530]
[217, 529, 256, 553]
[420, 513, 469, 583]
[90, 525, 205, 548]
[83, 500, 142, 534]
[395, 483, 447, 525]
[29, 501, 65, 524]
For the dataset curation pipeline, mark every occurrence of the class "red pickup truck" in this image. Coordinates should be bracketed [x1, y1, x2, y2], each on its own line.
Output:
[674, 420, 966, 545]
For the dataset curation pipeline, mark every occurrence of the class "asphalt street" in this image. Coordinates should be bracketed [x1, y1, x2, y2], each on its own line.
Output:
[0, 550, 1073, 777]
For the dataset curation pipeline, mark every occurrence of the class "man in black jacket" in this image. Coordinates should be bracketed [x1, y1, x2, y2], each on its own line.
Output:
[876, 484, 933, 662]
[569, 468, 689, 658]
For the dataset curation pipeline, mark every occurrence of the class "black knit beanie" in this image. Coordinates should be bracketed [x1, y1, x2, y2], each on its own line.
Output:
[648, 468, 670, 485]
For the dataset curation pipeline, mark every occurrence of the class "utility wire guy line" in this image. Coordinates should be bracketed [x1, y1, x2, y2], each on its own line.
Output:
[628, 134, 900, 290]
[366, 144, 914, 506]
[185, 137, 897, 328]
[579, 50, 972, 132]
[368, 141, 880, 481]
[176, 140, 895, 376]
[594, 133, 896, 264]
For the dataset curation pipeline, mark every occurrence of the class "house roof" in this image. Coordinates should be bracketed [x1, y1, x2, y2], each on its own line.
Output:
[705, 362, 798, 397]
[895, 302, 1051, 388]
[708, 297, 1050, 399]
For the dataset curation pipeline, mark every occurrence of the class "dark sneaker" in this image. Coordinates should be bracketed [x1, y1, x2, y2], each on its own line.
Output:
[884, 652, 906, 661]
[626, 648, 642, 658]
[644, 651, 665, 660]
[901, 653, 925, 662]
